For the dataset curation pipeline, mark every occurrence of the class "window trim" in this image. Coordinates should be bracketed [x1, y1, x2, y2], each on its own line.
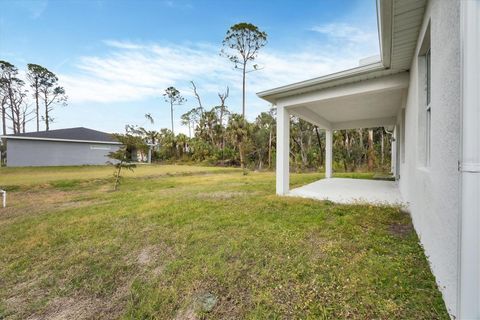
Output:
[425, 48, 432, 166]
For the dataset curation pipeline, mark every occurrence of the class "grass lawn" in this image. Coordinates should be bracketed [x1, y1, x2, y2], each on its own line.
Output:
[0, 165, 448, 319]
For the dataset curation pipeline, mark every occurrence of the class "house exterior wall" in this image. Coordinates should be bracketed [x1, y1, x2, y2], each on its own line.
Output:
[398, 0, 461, 316]
[6, 139, 120, 167]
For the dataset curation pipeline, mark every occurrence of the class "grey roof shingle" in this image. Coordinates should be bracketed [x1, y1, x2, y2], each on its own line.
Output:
[4, 127, 118, 143]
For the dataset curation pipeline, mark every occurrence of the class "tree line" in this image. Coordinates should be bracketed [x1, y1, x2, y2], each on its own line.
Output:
[126, 80, 392, 174]
[0, 60, 68, 135]
[122, 22, 392, 174]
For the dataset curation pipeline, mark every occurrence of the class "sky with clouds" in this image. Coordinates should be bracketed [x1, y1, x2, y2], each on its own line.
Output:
[1, 0, 380, 134]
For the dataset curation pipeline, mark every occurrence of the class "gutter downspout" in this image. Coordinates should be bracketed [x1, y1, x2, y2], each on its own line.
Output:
[459, 1, 480, 318]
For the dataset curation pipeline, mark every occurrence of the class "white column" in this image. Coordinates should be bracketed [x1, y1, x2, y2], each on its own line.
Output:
[325, 129, 332, 178]
[276, 105, 290, 195]
[391, 126, 397, 175]
[459, 1, 480, 318]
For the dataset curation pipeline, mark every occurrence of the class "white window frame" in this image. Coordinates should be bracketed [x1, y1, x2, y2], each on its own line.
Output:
[425, 48, 432, 166]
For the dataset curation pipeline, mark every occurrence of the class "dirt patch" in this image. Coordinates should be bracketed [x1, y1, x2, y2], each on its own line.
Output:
[0, 189, 102, 224]
[22, 279, 133, 320]
[133, 243, 175, 277]
[389, 223, 414, 238]
[27, 296, 102, 320]
[196, 191, 252, 200]
[174, 305, 198, 320]
[303, 230, 337, 260]
[137, 247, 153, 265]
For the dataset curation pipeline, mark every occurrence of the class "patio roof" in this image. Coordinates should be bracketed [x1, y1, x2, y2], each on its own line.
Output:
[283, 71, 409, 130]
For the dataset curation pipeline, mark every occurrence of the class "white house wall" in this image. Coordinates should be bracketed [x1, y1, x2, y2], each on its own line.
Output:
[398, 0, 461, 316]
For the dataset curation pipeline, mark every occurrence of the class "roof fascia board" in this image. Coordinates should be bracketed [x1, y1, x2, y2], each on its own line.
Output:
[0, 136, 121, 145]
[378, 0, 393, 68]
[257, 63, 386, 103]
[275, 71, 409, 108]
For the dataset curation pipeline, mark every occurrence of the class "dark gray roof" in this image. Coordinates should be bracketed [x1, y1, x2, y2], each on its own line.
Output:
[4, 127, 118, 143]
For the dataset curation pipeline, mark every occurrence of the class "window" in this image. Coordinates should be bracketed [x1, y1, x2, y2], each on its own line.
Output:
[418, 22, 431, 167]
[90, 145, 111, 151]
[425, 48, 431, 166]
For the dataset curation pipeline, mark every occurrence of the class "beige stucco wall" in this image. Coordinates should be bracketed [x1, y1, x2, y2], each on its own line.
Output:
[398, 0, 461, 316]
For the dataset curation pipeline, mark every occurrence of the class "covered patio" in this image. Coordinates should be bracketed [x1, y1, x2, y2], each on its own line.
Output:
[258, 66, 409, 205]
[289, 178, 404, 205]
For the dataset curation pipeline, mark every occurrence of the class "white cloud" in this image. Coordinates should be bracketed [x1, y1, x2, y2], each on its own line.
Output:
[60, 34, 377, 108]
[311, 23, 378, 44]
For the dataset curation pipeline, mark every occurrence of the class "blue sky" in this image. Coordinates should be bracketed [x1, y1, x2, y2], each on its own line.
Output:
[1, 0, 380, 134]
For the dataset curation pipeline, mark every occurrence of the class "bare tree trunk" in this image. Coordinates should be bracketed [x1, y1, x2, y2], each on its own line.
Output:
[191, 81, 203, 115]
[22, 110, 26, 133]
[35, 91, 39, 131]
[242, 61, 246, 118]
[113, 164, 122, 191]
[170, 102, 174, 135]
[314, 126, 324, 167]
[268, 128, 272, 169]
[367, 129, 374, 171]
[381, 129, 384, 165]
[8, 95, 17, 134]
[1, 98, 6, 136]
[44, 97, 50, 131]
[239, 143, 246, 174]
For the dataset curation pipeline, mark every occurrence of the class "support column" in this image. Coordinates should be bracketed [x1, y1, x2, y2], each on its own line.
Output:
[391, 126, 397, 175]
[325, 129, 332, 178]
[276, 105, 290, 195]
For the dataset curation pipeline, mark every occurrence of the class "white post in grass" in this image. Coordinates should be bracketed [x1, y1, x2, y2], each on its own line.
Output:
[0, 190, 5, 208]
[276, 104, 290, 195]
[325, 129, 333, 178]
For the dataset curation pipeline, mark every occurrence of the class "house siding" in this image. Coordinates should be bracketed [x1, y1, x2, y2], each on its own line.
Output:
[398, 0, 461, 317]
[6, 139, 120, 167]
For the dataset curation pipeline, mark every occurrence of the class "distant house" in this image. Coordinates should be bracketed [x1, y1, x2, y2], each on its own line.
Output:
[1, 127, 121, 167]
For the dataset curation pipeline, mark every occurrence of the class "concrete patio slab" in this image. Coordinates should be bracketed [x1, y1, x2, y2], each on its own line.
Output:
[288, 178, 404, 206]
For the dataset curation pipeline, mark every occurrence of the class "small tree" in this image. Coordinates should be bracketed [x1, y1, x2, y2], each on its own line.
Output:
[163, 86, 185, 135]
[108, 134, 145, 191]
[221, 23, 267, 118]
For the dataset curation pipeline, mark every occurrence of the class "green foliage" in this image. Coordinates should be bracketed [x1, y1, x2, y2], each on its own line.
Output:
[107, 133, 146, 191]
[139, 100, 392, 174]
[221, 22, 267, 117]
[221, 22, 268, 66]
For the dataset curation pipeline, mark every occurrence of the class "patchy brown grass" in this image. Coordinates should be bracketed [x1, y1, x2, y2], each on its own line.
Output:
[0, 168, 449, 319]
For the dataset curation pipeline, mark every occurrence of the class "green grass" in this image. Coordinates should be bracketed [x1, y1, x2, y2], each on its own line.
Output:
[0, 164, 239, 189]
[0, 165, 448, 319]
